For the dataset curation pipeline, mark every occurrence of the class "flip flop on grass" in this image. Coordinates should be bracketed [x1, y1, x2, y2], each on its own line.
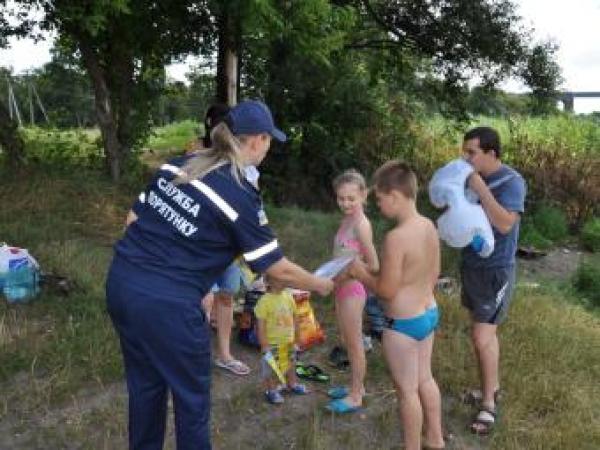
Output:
[327, 386, 349, 399]
[214, 358, 250, 376]
[325, 398, 363, 414]
[295, 362, 330, 382]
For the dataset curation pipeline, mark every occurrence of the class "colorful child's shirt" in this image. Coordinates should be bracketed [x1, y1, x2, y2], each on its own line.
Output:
[254, 290, 296, 346]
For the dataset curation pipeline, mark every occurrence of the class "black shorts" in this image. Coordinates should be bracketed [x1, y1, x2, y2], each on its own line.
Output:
[461, 266, 516, 324]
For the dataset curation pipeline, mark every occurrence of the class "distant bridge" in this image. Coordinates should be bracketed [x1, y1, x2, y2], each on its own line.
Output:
[559, 91, 600, 112]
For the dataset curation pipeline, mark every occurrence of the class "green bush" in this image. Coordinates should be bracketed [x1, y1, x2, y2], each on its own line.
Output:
[146, 120, 199, 152]
[532, 203, 569, 242]
[581, 217, 600, 252]
[22, 127, 104, 170]
[572, 259, 600, 308]
[519, 218, 554, 249]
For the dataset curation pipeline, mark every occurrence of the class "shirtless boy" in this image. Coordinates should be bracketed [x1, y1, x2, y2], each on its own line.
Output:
[351, 160, 445, 450]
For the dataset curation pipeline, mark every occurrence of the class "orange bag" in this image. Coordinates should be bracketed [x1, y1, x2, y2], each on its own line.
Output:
[292, 290, 326, 351]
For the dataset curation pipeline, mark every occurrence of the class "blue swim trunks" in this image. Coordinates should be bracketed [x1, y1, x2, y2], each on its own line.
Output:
[384, 304, 440, 341]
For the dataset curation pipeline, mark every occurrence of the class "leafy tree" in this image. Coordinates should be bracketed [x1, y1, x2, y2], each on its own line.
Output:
[334, 0, 561, 117]
[186, 67, 217, 120]
[4, 1, 215, 180]
[228, 0, 565, 206]
[159, 80, 192, 124]
[240, 1, 404, 206]
[347, 1, 527, 78]
[520, 42, 563, 115]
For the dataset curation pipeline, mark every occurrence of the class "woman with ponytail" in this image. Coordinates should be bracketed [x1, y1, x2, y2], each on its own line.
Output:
[107, 100, 333, 450]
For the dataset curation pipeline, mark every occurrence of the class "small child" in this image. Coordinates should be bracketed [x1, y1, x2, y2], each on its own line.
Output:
[327, 169, 379, 413]
[255, 274, 309, 404]
[350, 160, 444, 450]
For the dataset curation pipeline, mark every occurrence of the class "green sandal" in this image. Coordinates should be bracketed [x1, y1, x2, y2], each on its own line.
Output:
[295, 362, 330, 382]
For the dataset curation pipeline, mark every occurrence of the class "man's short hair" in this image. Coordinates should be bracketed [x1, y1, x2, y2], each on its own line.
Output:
[464, 126, 502, 158]
[373, 160, 418, 200]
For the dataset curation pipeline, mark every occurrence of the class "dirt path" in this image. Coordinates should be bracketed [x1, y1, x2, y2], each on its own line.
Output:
[518, 245, 585, 283]
[0, 334, 483, 449]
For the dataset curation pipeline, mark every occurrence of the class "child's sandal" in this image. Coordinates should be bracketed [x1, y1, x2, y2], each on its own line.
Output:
[287, 383, 309, 395]
[265, 389, 284, 404]
[470, 407, 497, 435]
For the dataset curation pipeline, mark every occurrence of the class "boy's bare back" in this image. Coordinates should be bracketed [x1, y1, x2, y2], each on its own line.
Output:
[383, 214, 440, 318]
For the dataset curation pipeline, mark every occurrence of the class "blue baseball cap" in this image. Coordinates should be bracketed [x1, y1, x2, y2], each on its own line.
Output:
[227, 100, 287, 143]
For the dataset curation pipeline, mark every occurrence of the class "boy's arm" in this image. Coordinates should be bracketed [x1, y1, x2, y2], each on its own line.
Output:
[351, 230, 403, 301]
[468, 173, 519, 234]
[356, 218, 380, 272]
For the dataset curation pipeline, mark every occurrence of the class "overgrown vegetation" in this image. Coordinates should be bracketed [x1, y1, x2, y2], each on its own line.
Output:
[519, 217, 554, 250]
[530, 203, 569, 243]
[581, 217, 600, 252]
[145, 120, 199, 154]
[572, 257, 600, 309]
[406, 115, 600, 228]
[21, 127, 103, 170]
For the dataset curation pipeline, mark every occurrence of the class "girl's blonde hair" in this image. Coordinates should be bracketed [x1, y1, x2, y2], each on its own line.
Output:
[175, 122, 247, 185]
[332, 168, 367, 192]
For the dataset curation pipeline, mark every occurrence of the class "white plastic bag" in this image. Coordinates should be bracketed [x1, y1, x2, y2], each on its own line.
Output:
[0, 244, 39, 272]
[428, 159, 495, 257]
[0, 243, 40, 302]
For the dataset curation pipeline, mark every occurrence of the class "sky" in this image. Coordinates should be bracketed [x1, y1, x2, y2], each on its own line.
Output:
[1, 0, 600, 113]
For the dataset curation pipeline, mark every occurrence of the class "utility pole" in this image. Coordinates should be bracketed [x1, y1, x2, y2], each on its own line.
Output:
[29, 84, 35, 125]
[6, 76, 23, 127]
[31, 84, 49, 124]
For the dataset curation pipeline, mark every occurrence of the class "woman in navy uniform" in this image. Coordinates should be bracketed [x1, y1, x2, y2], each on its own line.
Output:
[106, 100, 333, 450]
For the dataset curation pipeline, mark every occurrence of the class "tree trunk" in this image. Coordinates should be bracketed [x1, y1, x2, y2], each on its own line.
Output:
[113, 51, 135, 164]
[0, 101, 26, 167]
[216, 10, 239, 106]
[79, 41, 122, 181]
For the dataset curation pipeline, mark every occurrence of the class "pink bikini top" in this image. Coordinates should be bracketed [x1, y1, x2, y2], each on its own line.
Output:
[333, 218, 366, 259]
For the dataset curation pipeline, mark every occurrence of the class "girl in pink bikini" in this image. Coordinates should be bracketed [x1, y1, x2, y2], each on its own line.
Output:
[327, 169, 379, 413]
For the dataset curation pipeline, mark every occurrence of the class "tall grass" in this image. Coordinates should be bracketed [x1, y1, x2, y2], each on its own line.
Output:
[412, 114, 600, 224]
[2, 118, 600, 448]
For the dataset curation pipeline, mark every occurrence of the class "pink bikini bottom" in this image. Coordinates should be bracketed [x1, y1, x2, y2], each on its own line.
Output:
[334, 280, 367, 301]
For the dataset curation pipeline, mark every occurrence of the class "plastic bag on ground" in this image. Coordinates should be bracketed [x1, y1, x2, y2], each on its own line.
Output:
[0, 243, 41, 303]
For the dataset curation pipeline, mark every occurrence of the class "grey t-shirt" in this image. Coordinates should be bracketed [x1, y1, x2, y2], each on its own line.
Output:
[462, 164, 527, 269]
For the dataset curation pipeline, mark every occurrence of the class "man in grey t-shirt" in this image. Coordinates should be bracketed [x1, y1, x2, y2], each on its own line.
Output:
[461, 126, 526, 435]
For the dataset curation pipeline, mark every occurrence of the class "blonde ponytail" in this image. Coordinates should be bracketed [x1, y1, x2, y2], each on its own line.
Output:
[175, 122, 247, 185]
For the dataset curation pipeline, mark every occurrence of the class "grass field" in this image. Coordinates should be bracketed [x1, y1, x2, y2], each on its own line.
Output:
[1, 162, 599, 449]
